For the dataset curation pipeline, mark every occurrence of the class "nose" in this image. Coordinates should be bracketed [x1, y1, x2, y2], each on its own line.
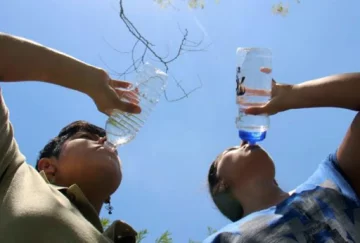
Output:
[241, 141, 248, 146]
[98, 137, 107, 144]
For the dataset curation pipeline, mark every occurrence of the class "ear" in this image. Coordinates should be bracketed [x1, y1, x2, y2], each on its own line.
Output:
[37, 157, 57, 178]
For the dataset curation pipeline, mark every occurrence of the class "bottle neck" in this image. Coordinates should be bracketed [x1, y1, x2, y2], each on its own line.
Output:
[104, 141, 117, 152]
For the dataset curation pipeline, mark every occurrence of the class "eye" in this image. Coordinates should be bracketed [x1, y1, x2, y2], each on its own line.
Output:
[79, 134, 92, 139]
[75, 133, 98, 140]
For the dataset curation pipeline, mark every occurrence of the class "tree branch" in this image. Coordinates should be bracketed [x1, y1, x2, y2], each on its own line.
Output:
[116, 0, 208, 102]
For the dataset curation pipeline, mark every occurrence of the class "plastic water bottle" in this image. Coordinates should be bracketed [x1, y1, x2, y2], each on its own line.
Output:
[104, 62, 168, 151]
[235, 47, 272, 144]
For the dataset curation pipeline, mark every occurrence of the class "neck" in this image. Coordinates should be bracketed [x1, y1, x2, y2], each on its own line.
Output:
[82, 190, 107, 215]
[234, 180, 289, 217]
[89, 197, 103, 215]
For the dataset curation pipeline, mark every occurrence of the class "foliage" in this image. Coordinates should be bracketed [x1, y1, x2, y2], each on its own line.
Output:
[206, 226, 217, 236]
[136, 229, 149, 243]
[154, 0, 301, 16]
[155, 230, 173, 243]
[100, 218, 111, 230]
[101, 218, 217, 243]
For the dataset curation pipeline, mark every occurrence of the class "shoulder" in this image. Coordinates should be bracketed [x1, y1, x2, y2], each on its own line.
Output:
[202, 208, 276, 243]
[295, 150, 359, 203]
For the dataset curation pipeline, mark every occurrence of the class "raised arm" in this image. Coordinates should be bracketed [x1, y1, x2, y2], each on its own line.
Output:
[0, 32, 104, 96]
[0, 32, 140, 114]
[0, 32, 140, 180]
[289, 74, 360, 196]
[247, 72, 360, 196]
[285, 73, 360, 112]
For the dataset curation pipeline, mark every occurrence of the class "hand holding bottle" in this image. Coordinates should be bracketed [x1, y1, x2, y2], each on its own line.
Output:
[244, 67, 293, 116]
[86, 69, 141, 116]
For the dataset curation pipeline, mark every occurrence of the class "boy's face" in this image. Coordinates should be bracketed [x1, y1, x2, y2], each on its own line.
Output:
[216, 142, 275, 191]
[40, 130, 122, 198]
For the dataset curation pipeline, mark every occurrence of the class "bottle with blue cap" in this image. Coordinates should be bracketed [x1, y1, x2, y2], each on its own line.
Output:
[235, 47, 272, 144]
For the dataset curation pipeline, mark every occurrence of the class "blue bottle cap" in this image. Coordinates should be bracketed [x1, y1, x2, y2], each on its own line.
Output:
[239, 130, 267, 144]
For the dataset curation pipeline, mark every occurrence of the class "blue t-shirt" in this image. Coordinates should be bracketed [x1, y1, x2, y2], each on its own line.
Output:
[203, 151, 360, 243]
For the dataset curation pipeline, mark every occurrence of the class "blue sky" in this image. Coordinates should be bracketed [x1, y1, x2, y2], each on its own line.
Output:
[1, 0, 360, 242]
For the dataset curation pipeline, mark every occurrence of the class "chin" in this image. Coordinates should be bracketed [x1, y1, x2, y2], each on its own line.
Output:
[90, 159, 121, 184]
[95, 169, 122, 194]
[102, 164, 122, 181]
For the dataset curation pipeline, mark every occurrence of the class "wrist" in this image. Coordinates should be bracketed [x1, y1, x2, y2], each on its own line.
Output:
[274, 83, 297, 112]
[284, 83, 309, 110]
[82, 67, 109, 100]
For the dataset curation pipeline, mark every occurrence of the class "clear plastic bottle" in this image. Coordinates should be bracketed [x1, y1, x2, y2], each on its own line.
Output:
[235, 47, 272, 144]
[104, 62, 168, 151]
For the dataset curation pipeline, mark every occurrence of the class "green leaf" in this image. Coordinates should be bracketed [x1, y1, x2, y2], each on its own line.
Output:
[155, 230, 173, 243]
[100, 218, 111, 230]
[136, 229, 149, 243]
[207, 226, 217, 236]
[188, 240, 201, 243]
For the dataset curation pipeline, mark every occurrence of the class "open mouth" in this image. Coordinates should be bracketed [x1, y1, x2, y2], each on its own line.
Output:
[241, 141, 260, 151]
[248, 144, 260, 150]
[97, 146, 119, 156]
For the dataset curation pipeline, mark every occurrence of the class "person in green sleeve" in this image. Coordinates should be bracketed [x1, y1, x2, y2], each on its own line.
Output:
[0, 32, 141, 243]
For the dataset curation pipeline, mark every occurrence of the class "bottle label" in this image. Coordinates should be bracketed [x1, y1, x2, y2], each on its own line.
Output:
[236, 65, 271, 106]
[236, 66, 246, 97]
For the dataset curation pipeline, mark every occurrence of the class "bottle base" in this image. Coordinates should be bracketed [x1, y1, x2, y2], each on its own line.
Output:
[239, 130, 267, 144]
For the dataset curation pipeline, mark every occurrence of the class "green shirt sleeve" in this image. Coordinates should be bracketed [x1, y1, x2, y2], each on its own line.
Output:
[0, 88, 25, 182]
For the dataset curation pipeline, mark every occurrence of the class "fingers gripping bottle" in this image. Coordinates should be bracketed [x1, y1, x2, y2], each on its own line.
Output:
[235, 48, 272, 144]
[104, 62, 168, 151]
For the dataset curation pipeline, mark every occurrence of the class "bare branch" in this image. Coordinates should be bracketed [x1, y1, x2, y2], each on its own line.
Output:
[115, 0, 208, 101]
[131, 39, 141, 72]
[164, 75, 203, 102]
[102, 36, 130, 54]
[98, 54, 127, 78]
[118, 57, 142, 78]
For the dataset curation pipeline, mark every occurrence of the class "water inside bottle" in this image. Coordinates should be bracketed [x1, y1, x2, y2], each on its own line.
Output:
[104, 90, 156, 148]
[236, 90, 270, 144]
[235, 47, 272, 144]
[236, 116, 269, 144]
[105, 114, 141, 148]
[238, 128, 267, 145]
[104, 63, 167, 149]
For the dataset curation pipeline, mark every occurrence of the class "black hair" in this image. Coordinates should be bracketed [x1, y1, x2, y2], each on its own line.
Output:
[207, 148, 244, 222]
[35, 120, 105, 171]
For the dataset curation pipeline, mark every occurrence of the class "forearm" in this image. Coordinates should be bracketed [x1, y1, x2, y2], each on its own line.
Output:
[288, 73, 360, 111]
[0, 32, 102, 95]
